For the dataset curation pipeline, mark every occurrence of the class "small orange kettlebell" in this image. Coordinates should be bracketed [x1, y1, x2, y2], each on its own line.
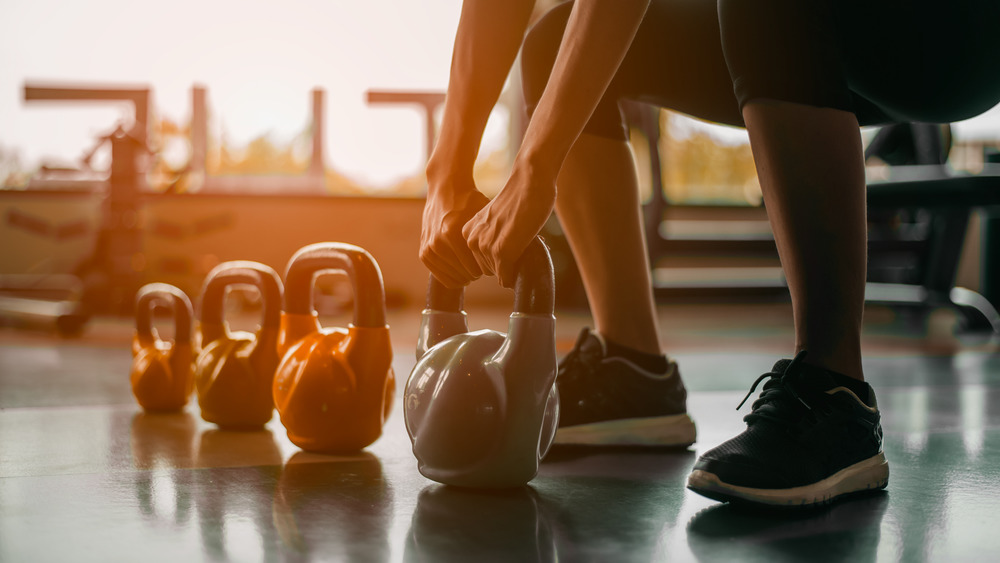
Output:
[273, 242, 395, 453]
[194, 261, 284, 429]
[131, 283, 194, 412]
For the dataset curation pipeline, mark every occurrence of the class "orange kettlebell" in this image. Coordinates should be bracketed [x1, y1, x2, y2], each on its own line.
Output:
[194, 261, 284, 429]
[131, 283, 195, 412]
[273, 242, 395, 453]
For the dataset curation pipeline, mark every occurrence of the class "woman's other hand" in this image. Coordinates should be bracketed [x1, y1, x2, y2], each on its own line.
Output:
[462, 161, 557, 289]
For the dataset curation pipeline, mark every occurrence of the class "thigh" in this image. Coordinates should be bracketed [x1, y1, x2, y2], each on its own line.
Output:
[837, 0, 1000, 123]
[610, 0, 744, 127]
[522, 0, 743, 137]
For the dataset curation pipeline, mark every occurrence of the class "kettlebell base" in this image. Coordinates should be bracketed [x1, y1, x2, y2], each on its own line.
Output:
[200, 408, 272, 431]
[211, 422, 270, 432]
[132, 386, 191, 413]
[553, 413, 696, 448]
[137, 402, 188, 414]
[417, 464, 538, 489]
[284, 430, 383, 455]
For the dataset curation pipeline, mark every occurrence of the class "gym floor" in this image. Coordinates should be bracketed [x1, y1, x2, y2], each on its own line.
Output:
[2, 301, 998, 562]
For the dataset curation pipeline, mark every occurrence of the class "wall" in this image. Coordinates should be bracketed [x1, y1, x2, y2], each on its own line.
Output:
[0, 190, 513, 310]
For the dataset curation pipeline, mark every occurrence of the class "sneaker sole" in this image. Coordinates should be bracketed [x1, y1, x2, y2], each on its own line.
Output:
[686, 452, 889, 507]
[554, 413, 697, 447]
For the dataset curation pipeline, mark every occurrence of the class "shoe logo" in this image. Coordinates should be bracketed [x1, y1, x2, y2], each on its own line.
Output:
[601, 357, 678, 380]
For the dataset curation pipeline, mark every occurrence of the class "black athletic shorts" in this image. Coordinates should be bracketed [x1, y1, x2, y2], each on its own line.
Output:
[521, 0, 1000, 139]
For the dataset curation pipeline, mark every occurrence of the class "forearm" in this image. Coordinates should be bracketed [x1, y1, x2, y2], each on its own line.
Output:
[516, 0, 650, 180]
[428, 0, 536, 190]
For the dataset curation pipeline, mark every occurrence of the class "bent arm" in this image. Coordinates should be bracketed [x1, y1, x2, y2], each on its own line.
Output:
[517, 0, 650, 179]
[463, 0, 651, 287]
[420, 0, 536, 288]
[427, 0, 536, 189]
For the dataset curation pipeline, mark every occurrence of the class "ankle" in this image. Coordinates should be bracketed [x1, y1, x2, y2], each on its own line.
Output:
[796, 347, 864, 382]
[603, 337, 669, 374]
[796, 357, 871, 403]
[826, 371, 871, 403]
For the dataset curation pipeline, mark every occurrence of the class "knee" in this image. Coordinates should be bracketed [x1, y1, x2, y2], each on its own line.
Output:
[520, 3, 573, 113]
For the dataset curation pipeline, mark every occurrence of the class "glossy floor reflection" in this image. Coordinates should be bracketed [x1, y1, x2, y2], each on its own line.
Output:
[2, 304, 999, 561]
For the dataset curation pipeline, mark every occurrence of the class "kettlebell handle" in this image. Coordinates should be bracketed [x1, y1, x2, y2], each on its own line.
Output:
[283, 242, 387, 328]
[200, 262, 283, 328]
[136, 283, 193, 343]
[425, 274, 464, 313]
[512, 237, 555, 316]
[426, 236, 554, 316]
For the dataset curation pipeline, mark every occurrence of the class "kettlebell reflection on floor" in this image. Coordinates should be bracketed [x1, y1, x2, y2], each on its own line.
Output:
[193, 431, 283, 561]
[405, 485, 556, 563]
[129, 411, 198, 470]
[274, 451, 393, 561]
[129, 411, 198, 525]
[403, 444, 698, 562]
[128, 412, 284, 558]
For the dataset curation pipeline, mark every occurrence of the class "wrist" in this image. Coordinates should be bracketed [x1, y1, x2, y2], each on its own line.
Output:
[426, 152, 475, 196]
[511, 145, 563, 187]
[512, 111, 575, 185]
[426, 111, 484, 191]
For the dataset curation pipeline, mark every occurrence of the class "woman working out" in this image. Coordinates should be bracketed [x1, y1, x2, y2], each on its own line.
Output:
[419, 0, 1000, 506]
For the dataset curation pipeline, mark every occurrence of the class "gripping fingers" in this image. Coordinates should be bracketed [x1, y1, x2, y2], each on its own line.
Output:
[497, 260, 517, 290]
[420, 218, 486, 288]
[420, 244, 471, 289]
[449, 232, 483, 282]
[462, 220, 496, 281]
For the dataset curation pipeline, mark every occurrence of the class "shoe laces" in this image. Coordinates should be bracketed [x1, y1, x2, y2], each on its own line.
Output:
[736, 351, 817, 426]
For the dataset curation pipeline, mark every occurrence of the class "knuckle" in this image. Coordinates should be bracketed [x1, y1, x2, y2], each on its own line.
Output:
[418, 246, 433, 263]
[426, 236, 447, 253]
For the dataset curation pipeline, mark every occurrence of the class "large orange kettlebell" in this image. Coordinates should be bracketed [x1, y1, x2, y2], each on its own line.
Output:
[273, 243, 395, 453]
[194, 261, 284, 429]
[404, 237, 559, 488]
[131, 283, 194, 412]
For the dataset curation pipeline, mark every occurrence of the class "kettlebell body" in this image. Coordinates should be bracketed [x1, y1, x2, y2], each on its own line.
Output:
[131, 283, 194, 412]
[273, 243, 395, 453]
[194, 261, 284, 429]
[404, 237, 559, 488]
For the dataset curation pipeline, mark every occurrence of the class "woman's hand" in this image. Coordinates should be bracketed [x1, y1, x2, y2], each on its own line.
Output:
[419, 0, 535, 288]
[423, 0, 648, 289]
[420, 172, 490, 289]
[462, 161, 557, 289]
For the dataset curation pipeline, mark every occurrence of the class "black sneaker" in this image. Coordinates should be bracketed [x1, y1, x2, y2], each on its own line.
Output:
[687, 352, 889, 507]
[554, 328, 696, 447]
